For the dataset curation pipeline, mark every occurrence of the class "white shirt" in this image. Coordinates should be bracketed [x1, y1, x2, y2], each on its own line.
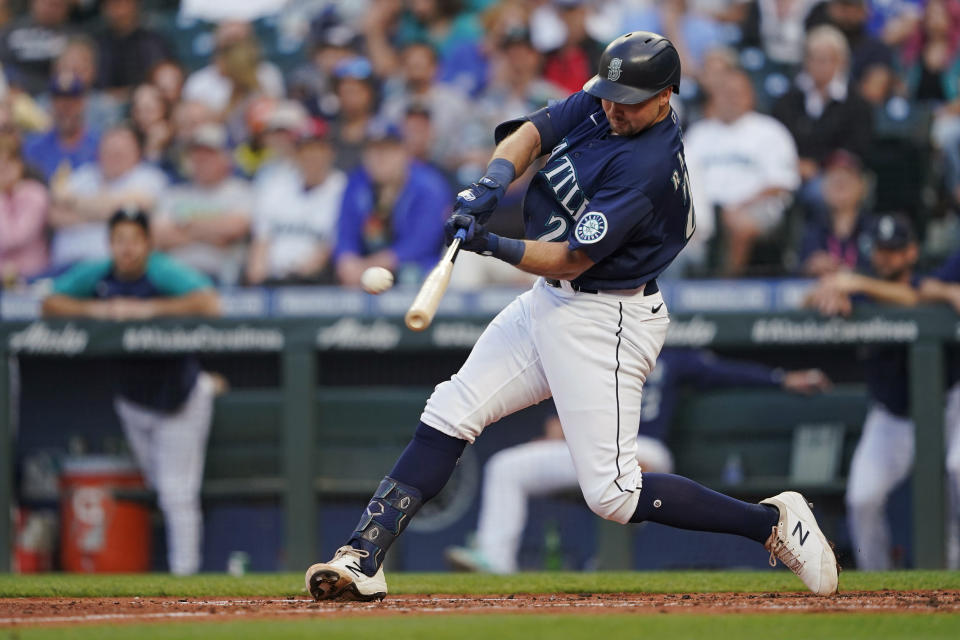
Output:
[685, 111, 800, 237]
[253, 163, 346, 278]
[51, 163, 168, 268]
[156, 176, 253, 285]
[182, 63, 285, 113]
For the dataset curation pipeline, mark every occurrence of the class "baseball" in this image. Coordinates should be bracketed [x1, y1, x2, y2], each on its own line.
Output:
[361, 267, 394, 294]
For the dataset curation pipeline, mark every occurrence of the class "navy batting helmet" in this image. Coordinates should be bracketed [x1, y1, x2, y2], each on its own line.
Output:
[583, 32, 681, 104]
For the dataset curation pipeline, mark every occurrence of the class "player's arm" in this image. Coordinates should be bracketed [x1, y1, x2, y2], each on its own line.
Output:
[42, 295, 111, 318]
[917, 277, 960, 313]
[829, 272, 919, 307]
[511, 240, 594, 280]
[136, 290, 220, 317]
[684, 350, 831, 395]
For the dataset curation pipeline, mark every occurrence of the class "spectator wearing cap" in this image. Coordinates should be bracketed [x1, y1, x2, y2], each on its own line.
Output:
[48, 124, 167, 269]
[39, 35, 124, 133]
[773, 25, 873, 184]
[152, 123, 252, 286]
[0, 0, 75, 95]
[379, 41, 477, 173]
[330, 56, 378, 172]
[246, 118, 347, 285]
[42, 207, 220, 576]
[96, 0, 173, 94]
[22, 71, 100, 181]
[796, 151, 874, 276]
[181, 21, 284, 118]
[247, 100, 308, 181]
[289, 18, 361, 120]
[335, 121, 451, 287]
[684, 69, 799, 276]
[0, 131, 49, 285]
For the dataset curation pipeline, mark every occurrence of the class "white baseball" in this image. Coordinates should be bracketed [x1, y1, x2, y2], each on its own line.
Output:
[361, 267, 394, 294]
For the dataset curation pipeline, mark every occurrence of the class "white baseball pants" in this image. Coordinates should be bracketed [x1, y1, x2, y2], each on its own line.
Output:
[476, 435, 674, 573]
[846, 384, 960, 570]
[115, 372, 215, 575]
[422, 278, 669, 525]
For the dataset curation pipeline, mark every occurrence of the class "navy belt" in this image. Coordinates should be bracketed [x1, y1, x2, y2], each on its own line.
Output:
[545, 278, 658, 295]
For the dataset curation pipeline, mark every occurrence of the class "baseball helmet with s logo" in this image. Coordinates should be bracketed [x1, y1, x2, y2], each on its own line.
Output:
[583, 31, 681, 104]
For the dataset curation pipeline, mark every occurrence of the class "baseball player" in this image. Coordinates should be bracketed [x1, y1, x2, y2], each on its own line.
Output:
[807, 214, 960, 569]
[445, 349, 832, 573]
[306, 32, 839, 600]
[42, 208, 220, 575]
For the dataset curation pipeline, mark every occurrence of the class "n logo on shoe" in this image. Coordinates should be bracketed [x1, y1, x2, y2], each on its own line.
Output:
[346, 563, 362, 577]
[792, 521, 810, 546]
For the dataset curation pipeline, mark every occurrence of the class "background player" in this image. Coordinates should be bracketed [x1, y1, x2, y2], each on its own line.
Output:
[42, 208, 220, 575]
[446, 349, 831, 573]
[807, 214, 960, 569]
[305, 31, 839, 601]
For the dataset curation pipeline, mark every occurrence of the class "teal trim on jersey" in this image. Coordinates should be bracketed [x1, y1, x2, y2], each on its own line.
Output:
[52, 259, 113, 297]
[145, 253, 212, 296]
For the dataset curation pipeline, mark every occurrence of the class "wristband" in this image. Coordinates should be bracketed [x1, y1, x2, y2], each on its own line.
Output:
[485, 233, 526, 265]
[484, 157, 516, 188]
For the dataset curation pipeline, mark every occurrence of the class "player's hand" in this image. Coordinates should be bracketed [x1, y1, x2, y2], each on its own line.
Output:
[782, 369, 832, 395]
[452, 175, 506, 224]
[444, 213, 492, 253]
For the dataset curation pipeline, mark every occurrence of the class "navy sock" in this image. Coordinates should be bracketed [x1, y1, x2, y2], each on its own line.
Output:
[630, 473, 779, 544]
[388, 422, 467, 500]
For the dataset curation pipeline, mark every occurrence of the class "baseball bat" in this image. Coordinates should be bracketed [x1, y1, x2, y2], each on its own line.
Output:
[405, 228, 467, 331]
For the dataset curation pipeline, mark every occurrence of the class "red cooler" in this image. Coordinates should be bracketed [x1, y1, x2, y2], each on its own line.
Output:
[60, 456, 151, 572]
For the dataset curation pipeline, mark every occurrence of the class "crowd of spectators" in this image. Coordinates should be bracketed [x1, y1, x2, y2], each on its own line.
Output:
[2, 0, 960, 289]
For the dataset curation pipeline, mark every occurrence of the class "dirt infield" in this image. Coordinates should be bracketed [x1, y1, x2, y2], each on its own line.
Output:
[1, 591, 958, 627]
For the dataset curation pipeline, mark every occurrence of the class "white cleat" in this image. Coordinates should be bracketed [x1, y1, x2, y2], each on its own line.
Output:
[760, 491, 839, 596]
[305, 546, 388, 602]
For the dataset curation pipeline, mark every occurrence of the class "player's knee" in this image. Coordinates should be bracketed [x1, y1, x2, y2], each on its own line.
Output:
[420, 380, 484, 443]
[582, 487, 634, 524]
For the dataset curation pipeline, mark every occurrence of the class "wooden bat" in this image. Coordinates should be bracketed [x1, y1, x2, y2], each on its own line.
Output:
[405, 229, 466, 331]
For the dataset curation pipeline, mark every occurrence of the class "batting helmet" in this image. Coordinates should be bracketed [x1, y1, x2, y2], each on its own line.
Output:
[583, 32, 681, 104]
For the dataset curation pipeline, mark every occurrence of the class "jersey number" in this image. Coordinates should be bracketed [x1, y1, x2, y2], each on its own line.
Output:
[672, 152, 696, 240]
[539, 214, 569, 242]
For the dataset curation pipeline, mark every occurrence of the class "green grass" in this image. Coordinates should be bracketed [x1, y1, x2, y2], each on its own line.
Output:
[2, 614, 960, 640]
[0, 570, 957, 598]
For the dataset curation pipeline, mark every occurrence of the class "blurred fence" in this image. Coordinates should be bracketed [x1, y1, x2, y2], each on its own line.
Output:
[0, 304, 955, 570]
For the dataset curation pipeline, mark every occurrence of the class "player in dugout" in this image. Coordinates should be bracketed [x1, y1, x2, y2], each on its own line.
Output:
[805, 213, 960, 569]
[445, 348, 831, 573]
[42, 207, 220, 575]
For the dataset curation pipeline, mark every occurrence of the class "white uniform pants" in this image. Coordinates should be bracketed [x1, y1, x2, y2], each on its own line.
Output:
[115, 373, 215, 575]
[422, 278, 669, 525]
[476, 436, 673, 573]
[846, 384, 960, 570]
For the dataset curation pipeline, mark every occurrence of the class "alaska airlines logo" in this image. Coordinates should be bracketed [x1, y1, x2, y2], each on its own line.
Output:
[541, 154, 589, 218]
[607, 57, 623, 81]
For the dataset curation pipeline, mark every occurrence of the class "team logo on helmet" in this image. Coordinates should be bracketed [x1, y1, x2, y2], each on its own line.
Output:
[575, 212, 607, 244]
[607, 57, 623, 81]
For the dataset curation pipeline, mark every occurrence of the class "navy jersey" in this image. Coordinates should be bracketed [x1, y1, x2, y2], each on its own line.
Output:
[639, 349, 781, 441]
[496, 91, 694, 290]
[53, 253, 213, 412]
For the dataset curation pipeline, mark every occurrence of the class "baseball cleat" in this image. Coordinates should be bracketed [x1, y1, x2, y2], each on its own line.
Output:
[305, 546, 387, 602]
[444, 545, 496, 573]
[761, 491, 839, 596]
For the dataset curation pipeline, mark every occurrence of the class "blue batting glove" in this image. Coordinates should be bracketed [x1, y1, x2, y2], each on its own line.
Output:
[444, 213, 491, 253]
[453, 176, 506, 224]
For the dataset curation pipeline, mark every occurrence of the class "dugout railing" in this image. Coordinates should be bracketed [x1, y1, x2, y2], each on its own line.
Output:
[0, 307, 952, 571]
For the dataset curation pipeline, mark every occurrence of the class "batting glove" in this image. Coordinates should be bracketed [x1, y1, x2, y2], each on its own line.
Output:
[444, 213, 491, 252]
[452, 158, 516, 223]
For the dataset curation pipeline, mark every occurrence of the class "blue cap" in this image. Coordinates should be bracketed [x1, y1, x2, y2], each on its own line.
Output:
[871, 214, 914, 250]
[334, 56, 374, 82]
[366, 118, 403, 143]
[50, 72, 87, 97]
